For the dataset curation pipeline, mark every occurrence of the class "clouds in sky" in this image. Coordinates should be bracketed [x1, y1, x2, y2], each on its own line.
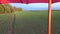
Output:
[9, 2, 60, 10]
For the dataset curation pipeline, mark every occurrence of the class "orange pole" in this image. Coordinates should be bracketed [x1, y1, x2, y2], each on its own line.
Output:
[48, 0, 52, 34]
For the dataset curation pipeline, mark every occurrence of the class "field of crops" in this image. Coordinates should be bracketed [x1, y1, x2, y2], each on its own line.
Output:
[0, 14, 11, 34]
[0, 10, 60, 34]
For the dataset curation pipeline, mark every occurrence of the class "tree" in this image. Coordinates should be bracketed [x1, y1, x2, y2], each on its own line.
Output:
[0, 4, 13, 13]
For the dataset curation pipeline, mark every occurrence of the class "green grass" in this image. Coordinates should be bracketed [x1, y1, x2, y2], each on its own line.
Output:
[14, 11, 48, 34]
[0, 14, 11, 34]
[14, 10, 60, 34]
[0, 10, 60, 34]
[52, 10, 60, 34]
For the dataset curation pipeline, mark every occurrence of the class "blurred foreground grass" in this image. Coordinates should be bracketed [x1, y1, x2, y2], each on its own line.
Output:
[0, 14, 11, 34]
[0, 10, 60, 34]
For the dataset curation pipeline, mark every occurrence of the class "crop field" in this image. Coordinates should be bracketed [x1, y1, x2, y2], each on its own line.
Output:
[0, 14, 11, 34]
[0, 10, 60, 34]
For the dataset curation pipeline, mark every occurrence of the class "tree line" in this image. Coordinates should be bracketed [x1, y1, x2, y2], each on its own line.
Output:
[0, 4, 23, 14]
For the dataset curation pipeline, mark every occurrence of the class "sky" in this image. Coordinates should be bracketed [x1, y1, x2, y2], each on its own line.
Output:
[9, 2, 60, 10]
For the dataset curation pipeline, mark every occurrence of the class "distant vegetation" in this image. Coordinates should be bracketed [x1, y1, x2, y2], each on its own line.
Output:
[0, 4, 23, 14]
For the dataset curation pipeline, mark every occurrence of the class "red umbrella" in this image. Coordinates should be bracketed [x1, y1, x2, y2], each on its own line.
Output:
[0, 0, 60, 34]
[0, 0, 60, 4]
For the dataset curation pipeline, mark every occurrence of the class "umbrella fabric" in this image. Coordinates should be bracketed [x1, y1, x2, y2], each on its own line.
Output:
[0, 0, 60, 4]
[52, 0, 60, 3]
